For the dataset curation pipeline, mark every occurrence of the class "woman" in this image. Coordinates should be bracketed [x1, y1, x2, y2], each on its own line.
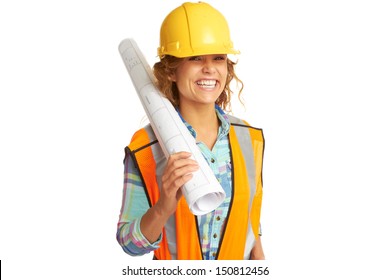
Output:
[117, 1, 265, 260]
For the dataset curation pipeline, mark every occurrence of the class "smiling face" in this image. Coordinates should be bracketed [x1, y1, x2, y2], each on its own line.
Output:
[170, 54, 228, 108]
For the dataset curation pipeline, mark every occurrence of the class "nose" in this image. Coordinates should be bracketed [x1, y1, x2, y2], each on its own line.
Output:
[202, 58, 216, 74]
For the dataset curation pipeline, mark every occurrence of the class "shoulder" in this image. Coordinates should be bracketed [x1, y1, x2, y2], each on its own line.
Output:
[226, 114, 263, 132]
[127, 124, 158, 152]
[226, 115, 265, 152]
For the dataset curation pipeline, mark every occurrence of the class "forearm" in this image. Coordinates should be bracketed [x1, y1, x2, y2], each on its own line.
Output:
[139, 200, 171, 243]
[140, 151, 197, 243]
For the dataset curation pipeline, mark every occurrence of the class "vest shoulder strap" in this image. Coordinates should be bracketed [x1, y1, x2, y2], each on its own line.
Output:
[127, 125, 157, 151]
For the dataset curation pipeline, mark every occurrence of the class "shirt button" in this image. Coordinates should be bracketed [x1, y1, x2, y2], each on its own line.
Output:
[212, 252, 217, 257]
[213, 233, 218, 238]
[216, 216, 221, 221]
[211, 158, 215, 163]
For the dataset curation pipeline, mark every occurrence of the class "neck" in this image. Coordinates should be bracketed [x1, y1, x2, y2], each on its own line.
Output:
[178, 103, 220, 150]
[178, 103, 218, 131]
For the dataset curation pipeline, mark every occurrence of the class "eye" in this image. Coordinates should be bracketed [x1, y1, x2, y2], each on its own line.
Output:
[214, 55, 226, 61]
[188, 56, 202, 61]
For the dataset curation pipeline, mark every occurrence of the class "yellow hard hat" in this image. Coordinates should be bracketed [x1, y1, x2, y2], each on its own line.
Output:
[157, 2, 239, 58]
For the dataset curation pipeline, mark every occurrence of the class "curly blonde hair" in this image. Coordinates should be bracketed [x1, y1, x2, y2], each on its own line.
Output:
[153, 56, 243, 112]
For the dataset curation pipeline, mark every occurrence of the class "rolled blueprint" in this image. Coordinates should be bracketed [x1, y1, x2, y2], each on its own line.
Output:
[118, 38, 226, 215]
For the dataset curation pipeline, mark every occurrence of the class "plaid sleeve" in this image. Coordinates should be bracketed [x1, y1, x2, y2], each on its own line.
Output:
[116, 148, 162, 256]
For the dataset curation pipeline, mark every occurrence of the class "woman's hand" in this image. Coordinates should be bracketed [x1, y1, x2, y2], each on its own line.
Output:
[156, 151, 199, 216]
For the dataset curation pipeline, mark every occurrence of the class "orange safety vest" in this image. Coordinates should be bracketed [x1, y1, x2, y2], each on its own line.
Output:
[128, 115, 264, 260]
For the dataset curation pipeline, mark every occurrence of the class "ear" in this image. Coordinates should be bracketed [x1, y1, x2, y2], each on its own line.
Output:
[168, 72, 176, 82]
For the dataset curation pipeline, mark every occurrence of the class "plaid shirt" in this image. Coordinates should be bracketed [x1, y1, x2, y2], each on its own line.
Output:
[117, 106, 232, 260]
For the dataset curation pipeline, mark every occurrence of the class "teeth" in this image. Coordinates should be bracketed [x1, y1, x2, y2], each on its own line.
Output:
[197, 80, 216, 87]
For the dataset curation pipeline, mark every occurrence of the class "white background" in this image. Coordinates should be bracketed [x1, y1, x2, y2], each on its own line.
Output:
[1, 0, 389, 279]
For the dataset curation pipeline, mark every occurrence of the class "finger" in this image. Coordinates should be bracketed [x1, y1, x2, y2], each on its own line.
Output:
[170, 151, 192, 159]
[163, 164, 198, 189]
[165, 154, 198, 173]
[169, 151, 200, 163]
[174, 173, 194, 189]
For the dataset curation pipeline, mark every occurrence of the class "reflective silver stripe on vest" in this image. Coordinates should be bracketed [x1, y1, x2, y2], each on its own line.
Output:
[227, 115, 258, 259]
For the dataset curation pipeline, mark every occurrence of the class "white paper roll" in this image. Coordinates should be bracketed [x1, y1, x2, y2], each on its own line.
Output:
[118, 38, 226, 215]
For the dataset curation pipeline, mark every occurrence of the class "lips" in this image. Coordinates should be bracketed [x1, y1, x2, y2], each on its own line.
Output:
[196, 79, 217, 88]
